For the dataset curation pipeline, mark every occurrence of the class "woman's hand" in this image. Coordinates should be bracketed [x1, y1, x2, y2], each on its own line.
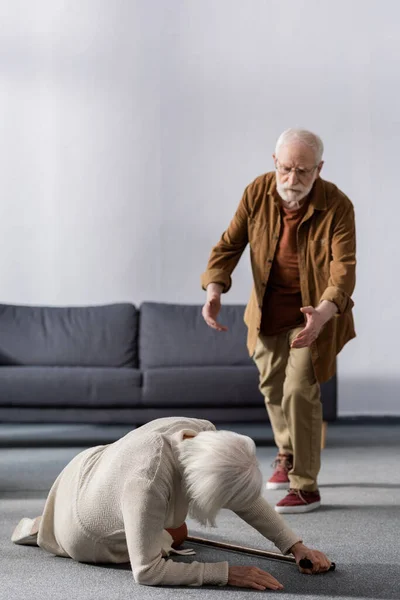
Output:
[290, 542, 332, 574]
[228, 565, 284, 590]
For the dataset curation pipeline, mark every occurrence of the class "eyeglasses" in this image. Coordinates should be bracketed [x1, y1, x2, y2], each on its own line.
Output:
[275, 161, 318, 179]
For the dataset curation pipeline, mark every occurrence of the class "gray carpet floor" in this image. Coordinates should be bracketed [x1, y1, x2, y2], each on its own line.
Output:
[1, 423, 400, 600]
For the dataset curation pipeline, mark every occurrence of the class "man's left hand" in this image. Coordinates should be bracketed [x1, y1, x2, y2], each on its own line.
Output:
[291, 306, 326, 348]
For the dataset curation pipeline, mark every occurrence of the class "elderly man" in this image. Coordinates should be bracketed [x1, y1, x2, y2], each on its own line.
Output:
[11, 417, 332, 589]
[201, 129, 356, 513]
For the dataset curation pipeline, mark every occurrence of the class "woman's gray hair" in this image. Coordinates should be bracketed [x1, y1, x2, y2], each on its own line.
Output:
[178, 430, 263, 527]
[275, 128, 324, 163]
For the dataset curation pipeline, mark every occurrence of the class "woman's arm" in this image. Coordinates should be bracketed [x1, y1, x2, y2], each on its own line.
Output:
[122, 478, 229, 586]
[233, 495, 302, 554]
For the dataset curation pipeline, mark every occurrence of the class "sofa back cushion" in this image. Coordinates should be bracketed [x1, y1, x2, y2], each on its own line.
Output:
[0, 303, 138, 367]
[139, 302, 252, 368]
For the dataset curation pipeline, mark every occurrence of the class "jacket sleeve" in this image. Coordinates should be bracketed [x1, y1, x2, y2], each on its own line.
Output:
[201, 186, 251, 293]
[122, 478, 229, 587]
[320, 197, 356, 314]
[233, 496, 302, 555]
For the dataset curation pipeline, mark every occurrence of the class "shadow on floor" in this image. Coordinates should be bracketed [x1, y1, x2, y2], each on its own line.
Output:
[0, 490, 49, 499]
[319, 483, 400, 489]
[317, 504, 400, 513]
[84, 559, 400, 599]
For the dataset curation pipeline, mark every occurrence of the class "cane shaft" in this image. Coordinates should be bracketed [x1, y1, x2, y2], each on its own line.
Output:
[186, 535, 336, 571]
[186, 535, 296, 564]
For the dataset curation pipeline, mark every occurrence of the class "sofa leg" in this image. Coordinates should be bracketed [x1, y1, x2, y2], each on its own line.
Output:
[321, 421, 328, 449]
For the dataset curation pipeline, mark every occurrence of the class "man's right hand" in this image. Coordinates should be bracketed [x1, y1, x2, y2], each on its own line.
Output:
[227, 565, 284, 591]
[202, 294, 228, 332]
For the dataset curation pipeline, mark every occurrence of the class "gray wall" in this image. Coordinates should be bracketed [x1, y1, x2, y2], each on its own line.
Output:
[0, 0, 399, 415]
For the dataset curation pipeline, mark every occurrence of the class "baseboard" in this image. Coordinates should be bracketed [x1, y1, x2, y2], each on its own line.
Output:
[334, 415, 400, 424]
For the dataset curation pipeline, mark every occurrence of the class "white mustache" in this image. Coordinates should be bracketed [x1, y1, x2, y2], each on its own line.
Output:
[282, 186, 305, 192]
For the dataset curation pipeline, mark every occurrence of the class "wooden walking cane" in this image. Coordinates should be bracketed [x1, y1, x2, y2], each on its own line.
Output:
[187, 535, 336, 571]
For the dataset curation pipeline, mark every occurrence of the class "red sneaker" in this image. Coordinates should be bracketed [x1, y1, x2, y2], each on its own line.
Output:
[275, 489, 321, 514]
[266, 453, 293, 490]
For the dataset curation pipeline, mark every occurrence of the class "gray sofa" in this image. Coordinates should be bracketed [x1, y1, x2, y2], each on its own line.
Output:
[0, 302, 337, 425]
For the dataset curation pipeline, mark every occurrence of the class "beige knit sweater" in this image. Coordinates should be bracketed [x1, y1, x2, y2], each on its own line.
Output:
[37, 417, 301, 586]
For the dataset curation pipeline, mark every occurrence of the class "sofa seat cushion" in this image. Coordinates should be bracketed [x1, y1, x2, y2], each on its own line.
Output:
[139, 302, 252, 368]
[142, 366, 262, 407]
[0, 367, 142, 407]
[0, 303, 139, 367]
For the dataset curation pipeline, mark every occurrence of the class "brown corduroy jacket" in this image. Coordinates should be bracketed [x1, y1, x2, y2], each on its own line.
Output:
[201, 172, 356, 383]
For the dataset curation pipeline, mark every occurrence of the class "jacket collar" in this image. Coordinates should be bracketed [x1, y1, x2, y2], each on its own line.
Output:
[308, 176, 328, 210]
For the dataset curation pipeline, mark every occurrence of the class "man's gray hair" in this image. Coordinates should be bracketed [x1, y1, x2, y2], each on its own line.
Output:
[178, 430, 263, 527]
[275, 128, 324, 162]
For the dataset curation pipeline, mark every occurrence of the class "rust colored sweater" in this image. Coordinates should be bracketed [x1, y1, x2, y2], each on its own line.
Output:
[261, 202, 308, 336]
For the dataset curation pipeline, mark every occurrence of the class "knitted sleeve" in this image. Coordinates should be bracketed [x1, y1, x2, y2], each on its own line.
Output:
[233, 496, 302, 554]
[122, 478, 229, 586]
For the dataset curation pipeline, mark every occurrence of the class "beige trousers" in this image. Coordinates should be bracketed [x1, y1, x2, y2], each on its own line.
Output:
[253, 327, 322, 492]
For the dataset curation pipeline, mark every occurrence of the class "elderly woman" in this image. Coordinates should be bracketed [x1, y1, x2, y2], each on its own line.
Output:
[12, 417, 332, 590]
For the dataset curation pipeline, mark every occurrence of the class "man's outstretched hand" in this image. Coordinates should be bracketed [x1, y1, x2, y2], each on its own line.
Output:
[202, 295, 228, 332]
[291, 301, 338, 348]
[291, 306, 325, 348]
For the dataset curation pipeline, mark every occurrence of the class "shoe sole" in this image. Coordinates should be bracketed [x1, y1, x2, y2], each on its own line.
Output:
[274, 500, 321, 514]
[11, 517, 40, 546]
[266, 481, 290, 490]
